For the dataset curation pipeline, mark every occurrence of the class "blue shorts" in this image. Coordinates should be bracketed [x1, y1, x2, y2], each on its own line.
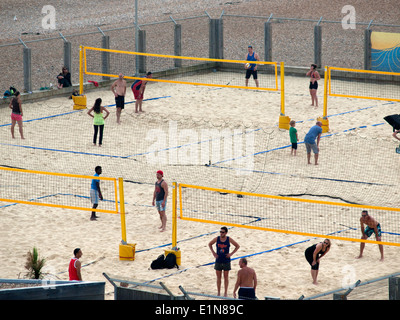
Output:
[364, 224, 381, 238]
[156, 200, 166, 212]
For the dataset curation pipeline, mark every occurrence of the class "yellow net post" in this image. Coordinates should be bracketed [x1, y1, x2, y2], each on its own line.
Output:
[165, 182, 181, 266]
[119, 177, 127, 243]
[278, 61, 290, 130]
[318, 66, 330, 133]
[323, 66, 329, 118]
[172, 181, 177, 248]
[118, 177, 136, 261]
[79, 46, 84, 95]
[72, 46, 87, 110]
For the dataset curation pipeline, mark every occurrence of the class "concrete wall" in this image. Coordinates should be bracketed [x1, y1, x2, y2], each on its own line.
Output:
[0, 279, 105, 300]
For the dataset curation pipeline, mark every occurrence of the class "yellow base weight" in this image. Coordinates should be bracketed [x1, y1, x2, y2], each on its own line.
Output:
[72, 95, 87, 110]
[119, 243, 136, 261]
[317, 117, 330, 133]
[164, 249, 181, 266]
[278, 115, 291, 130]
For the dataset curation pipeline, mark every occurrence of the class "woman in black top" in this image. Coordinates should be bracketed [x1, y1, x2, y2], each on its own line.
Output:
[9, 91, 24, 139]
[306, 64, 321, 108]
[57, 66, 72, 89]
[304, 239, 331, 285]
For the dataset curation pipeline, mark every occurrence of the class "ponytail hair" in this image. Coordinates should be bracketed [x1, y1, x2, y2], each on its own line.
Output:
[93, 98, 102, 113]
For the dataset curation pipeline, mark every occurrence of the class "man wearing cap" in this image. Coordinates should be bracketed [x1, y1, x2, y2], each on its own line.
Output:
[152, 170, 168, 232]
[245, 45, 260, 87]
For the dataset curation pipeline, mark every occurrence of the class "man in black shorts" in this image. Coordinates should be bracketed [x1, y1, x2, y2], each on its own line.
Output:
[208, 227, 240, 297]
[245, 45, 260, 87]
[111, 73, 127, 124]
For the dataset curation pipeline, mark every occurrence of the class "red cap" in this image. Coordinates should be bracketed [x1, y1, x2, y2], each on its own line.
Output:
[157, 170, 163, 176]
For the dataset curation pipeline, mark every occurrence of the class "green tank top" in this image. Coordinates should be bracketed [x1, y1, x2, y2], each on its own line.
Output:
[93, 112, 104, 126]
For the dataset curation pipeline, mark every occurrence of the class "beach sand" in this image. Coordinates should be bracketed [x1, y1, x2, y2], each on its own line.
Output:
[0, 74, 400, 300]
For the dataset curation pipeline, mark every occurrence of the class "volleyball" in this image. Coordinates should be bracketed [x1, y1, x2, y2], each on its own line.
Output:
[245, 63, 250, 69]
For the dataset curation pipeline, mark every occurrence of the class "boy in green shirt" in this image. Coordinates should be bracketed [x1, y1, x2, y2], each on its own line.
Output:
[289, 120, 298, 156]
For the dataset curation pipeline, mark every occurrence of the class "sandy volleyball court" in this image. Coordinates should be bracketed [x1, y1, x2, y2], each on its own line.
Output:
[1, 73, 400, 300]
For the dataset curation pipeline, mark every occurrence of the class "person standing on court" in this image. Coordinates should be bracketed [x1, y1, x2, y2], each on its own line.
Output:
[9, 91, 24, 139]
[304, 121, 323, 165]
[131, 72, 152, 113]
[208, 226, 240, 297]
[306, 64, 321, 108]
[69, 248, 83, 281]
[289, 120, 298, 156]
[356, 210, 384, 261]
[57, 66, 72, 89]
[90, 166, 103, 221]
[245, 45, 259, 87]
[304, 239, 331, 285]
[233, 258, 257, 300]
[152, 170, 168, 232]
[87, 98, 110, 147]
[111, 73, 126, 124]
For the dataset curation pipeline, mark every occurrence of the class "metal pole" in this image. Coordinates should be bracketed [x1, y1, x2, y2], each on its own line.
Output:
[172, 182, 177, 248]
[135, 0, 139, 75]
[119, 177, 127, 244]
[280, 62, 285, 116]
[79, 46, 83, 95]
[323, 66, 328, 119]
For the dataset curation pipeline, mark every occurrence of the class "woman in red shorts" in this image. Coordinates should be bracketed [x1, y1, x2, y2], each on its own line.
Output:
[9, 91, 25, 139]
[131, 72, 152, 113]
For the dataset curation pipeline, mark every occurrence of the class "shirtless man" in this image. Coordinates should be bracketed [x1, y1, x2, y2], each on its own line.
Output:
[306, 64, 321, 108]
[233, 258, 257, 300]
[356, 210, 384, 261]
[111, 73, 127, 124]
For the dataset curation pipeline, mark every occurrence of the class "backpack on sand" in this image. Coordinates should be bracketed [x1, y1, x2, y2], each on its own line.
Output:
[164, 253, 179, 269]
[150, 254, 166, 270]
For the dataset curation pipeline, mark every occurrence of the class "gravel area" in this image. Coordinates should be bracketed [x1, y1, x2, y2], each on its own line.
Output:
[0, 0, 399, 93]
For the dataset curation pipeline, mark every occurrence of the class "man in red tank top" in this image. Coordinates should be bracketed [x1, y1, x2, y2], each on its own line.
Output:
[69, 248, 83, 281]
